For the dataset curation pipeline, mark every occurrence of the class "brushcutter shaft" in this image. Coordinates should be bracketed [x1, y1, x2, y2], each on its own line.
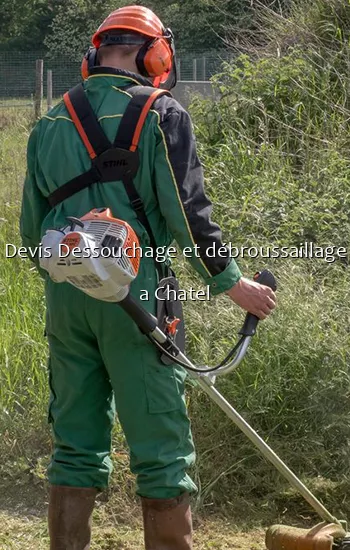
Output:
[119, 294, 158, 334]
[126, 289, 337, 523]
[195, 378, 337, 524]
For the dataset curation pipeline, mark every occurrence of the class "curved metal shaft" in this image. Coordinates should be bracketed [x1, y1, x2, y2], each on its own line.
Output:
[209, 337, 252, 376]
[151, 329, 251, 376]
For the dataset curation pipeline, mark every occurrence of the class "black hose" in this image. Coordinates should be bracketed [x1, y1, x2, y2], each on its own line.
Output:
[148, 335, 245, 374]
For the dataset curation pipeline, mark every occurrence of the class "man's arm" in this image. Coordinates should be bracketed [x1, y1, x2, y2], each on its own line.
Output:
[153, 98, 276, 318]
[153, 99, 241, 296]
[20, 123, 50, 275]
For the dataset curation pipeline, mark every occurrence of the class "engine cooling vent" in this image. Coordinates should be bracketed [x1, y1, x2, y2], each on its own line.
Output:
[83, 221, 127, 245]
[118, 252, 135, 276]
[83, 221, 110, 243]
[67, 274, 102, 289]
[57, 258, 83, 266]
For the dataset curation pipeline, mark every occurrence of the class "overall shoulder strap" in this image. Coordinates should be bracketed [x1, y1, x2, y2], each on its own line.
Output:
[63, 83, 111, 158]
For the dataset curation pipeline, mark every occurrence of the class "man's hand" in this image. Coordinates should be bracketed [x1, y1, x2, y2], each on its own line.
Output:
[226, 277, 276, 320]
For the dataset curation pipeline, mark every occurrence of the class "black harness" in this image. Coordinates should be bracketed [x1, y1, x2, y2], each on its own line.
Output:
[48, 82, 171, 257]
[47, 82, 185, 357]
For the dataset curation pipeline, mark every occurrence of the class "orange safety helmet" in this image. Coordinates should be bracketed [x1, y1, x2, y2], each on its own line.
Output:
[81, 5, 177, 90]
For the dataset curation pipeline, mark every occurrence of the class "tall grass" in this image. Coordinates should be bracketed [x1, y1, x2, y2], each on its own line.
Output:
[1, 0, 350, 524]
[0, 109, 50, 464]
[186, 0, 350, 519]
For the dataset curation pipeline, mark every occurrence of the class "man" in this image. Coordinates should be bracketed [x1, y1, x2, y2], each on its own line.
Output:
[20, 5, 276, 549]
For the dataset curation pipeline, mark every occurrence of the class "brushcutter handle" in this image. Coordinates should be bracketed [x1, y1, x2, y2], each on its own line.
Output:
[119, 294, 158, 335]
[238, 270, 277, 337]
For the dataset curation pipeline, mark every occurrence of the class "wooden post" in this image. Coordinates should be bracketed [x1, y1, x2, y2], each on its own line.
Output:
[47, 69, 53, 111]
[193, 58, 197, 81]
[203, 57, 207, 80]
[34, 59, 44, 119]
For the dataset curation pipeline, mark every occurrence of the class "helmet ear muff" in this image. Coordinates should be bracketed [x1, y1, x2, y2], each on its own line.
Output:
[136, 37, 173, 78]
[81, 47, 98, 80]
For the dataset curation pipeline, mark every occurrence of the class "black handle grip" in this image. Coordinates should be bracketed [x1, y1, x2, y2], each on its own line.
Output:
[119, 294, 158, 335]
[238, 270, 277, 337]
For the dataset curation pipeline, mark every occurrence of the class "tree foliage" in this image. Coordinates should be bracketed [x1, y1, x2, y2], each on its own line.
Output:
[44, 0, 122, 59]
[0, 0, 255, 55]
[0, 0, 53, 50]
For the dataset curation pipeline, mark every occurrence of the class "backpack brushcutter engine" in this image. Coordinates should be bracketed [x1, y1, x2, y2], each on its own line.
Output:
[40, 209, 140, 302]
[41, 208, 349, 550]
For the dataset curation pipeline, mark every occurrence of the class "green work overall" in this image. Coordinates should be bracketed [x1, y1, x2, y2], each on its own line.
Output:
[20, 69, 242, 498]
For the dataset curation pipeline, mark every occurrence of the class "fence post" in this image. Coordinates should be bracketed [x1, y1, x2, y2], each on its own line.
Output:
[193, 59, 197, 81]
[177, 59, 181, 81]
[203, 57, 206, 80]
[47, 70, 53, 111]
[35, 59, 44, 119]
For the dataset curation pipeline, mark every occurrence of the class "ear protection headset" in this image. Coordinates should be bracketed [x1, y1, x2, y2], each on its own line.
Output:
[81, 47, 98, 81]
[81, 28, 176, 90]
[135, 28, 174, 79]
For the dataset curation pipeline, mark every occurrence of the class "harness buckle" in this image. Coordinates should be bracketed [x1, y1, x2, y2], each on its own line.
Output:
[131, 198, 144, 212]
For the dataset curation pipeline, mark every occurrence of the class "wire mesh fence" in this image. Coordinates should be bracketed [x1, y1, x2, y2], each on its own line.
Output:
[0, 50, 232, 110]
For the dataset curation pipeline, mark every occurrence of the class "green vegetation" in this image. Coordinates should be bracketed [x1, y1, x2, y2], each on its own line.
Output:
[0, 0, 350, 546]
[187, 0, 350, 518]
[0, 0, 292, 55]
[0, 0, 253, 55]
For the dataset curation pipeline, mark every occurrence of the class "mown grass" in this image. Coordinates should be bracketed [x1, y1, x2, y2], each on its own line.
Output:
[1, 2, 350, 541]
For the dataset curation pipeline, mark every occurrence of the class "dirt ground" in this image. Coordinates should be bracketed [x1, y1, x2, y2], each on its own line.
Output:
[0, 510, 266, 549]
[0, 476, 266, 550]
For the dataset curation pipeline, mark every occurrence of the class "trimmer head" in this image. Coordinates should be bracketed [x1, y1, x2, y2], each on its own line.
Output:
[266, 523, 348, 550]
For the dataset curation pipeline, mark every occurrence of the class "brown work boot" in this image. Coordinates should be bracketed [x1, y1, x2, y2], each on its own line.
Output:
[141, 493, 193, 550]
[48, 485, 98, 550]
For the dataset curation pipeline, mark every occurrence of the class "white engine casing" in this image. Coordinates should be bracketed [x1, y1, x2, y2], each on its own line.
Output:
[40, 218, 138, 302]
